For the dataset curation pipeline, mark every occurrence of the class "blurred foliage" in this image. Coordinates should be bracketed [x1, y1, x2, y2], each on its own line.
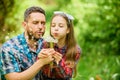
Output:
[0, 0, 120, 80]
[0, 0, 15, 44]
[80, 0, 120, 55]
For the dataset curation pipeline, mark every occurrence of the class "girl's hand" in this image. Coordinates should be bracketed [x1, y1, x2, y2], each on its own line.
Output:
[65, 61, 75, 68]
[53, 52, 62, 65]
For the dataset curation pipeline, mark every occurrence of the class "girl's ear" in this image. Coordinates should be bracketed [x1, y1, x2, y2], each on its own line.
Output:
[67, 28, 70, 34]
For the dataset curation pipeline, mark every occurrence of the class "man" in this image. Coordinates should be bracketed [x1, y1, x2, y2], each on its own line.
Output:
[0, 6, 60, 80]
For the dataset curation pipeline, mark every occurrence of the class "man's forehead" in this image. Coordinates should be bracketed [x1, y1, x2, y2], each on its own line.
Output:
[30, 12, 45, 17]
[28, 13, 46, 21]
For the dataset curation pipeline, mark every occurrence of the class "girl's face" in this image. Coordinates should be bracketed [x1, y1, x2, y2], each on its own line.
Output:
[51, 16, 69, 40]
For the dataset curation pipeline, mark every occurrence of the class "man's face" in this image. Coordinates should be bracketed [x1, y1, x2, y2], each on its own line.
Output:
[24, 12, 46, 40]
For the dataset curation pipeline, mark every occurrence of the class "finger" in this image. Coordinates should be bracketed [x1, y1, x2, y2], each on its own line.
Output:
[53, 54, 62, 60]
[53, 55, 62, 64]
[54, 52, 62, 58]
[48, 49, 56, 55]
[41, 49, 53, 55]
[66, 61, 75, 68]
[55, 52, 62, 57]
[39, 49, 47, 55]
[66, 65, 73, 68]
[48, 55, 54, 61]
[65, 61, 74, 66]
[65, 61, 70, 65]
[38, 50, 49, 58]
[39, 56, 54, 65]
[38, 54, 47, 59]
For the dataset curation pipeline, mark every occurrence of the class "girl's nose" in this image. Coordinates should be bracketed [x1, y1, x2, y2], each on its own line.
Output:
[54, 26, 59, 30]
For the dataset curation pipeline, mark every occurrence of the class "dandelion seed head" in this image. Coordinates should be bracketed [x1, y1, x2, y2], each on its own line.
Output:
[44, 36, 58, 43]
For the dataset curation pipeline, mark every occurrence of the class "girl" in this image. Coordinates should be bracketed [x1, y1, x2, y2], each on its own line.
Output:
[40, 11, 81, 80]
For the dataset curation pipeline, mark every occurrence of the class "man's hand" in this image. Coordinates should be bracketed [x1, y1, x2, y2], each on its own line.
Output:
[38, 49, 55, 59]
[38, 49, 62, 65]
[37, 49, 55, 65]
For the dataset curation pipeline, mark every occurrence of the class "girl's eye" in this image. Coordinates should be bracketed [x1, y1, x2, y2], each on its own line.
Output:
[60, 25, 63, 27]
[59, 24, 64, 28]
[51, 24, 55, 27]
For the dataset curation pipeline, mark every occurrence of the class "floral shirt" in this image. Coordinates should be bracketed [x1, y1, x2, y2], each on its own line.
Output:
[0, 33, 44, 80]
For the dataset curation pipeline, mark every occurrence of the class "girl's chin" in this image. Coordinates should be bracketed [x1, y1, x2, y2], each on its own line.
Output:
[53, 36, 59, 39]
[53, 38, 59, 41]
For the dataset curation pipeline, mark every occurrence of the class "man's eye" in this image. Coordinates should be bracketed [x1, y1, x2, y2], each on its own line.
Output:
[41, 22, 45, 25]
[33, 21, 38, 24]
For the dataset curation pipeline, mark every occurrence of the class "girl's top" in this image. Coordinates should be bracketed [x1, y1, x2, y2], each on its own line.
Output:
[40, 41, 81, 80]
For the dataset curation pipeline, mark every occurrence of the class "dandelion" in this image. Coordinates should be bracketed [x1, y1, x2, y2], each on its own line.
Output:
[44, 36, 58, 48]
[44, 36, 58, 76]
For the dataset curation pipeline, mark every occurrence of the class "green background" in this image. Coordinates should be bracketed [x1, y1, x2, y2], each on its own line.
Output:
[0, 0, 120, 80]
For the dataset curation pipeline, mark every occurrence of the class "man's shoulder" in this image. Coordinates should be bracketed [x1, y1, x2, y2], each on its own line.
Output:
[1, 34, 23, 49]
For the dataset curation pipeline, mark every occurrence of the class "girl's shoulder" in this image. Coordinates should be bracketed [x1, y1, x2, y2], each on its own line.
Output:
[75, 44, 82, 60]
[76, 44, 82, 54]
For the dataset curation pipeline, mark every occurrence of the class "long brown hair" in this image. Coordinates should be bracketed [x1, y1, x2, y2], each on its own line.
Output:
[50, 12, 79, 77]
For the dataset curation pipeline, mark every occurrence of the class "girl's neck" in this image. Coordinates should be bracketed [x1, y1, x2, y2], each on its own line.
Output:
[57, 38, 66, 48]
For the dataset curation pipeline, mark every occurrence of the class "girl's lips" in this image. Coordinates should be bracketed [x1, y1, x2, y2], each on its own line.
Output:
[53, 32, 58, 34]
[53, 33, 58, 35]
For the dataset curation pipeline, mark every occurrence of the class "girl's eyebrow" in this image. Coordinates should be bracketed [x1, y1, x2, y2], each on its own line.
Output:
[59, 23, 65, 25]
[51, 23, 55, 24]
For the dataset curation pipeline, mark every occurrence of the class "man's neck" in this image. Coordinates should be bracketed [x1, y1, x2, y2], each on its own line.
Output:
[28, 40, 38, 52]
[25, 32, 38, 51]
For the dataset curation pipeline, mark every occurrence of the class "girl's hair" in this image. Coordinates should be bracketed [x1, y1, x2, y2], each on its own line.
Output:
[50, 11, 78, 77]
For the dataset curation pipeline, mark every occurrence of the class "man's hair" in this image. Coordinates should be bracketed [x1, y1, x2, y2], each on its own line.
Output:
[24, 6, 45, 21]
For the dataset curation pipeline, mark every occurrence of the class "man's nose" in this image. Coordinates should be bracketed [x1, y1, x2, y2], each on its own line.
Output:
[38, 23, 43, 29]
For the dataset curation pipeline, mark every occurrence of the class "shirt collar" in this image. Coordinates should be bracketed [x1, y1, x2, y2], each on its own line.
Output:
[19, 33, 43, 54]
[54, 44, 67, 54]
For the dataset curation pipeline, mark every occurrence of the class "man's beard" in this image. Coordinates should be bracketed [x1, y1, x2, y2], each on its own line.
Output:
[27, 31, 39, 41]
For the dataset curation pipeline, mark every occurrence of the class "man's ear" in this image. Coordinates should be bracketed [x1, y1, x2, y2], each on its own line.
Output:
[22, 21, 27, 29]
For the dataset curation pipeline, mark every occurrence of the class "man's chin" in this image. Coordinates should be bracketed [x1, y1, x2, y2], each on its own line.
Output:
[35, 35, 42, 39]
[32, 37, 40, 41]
